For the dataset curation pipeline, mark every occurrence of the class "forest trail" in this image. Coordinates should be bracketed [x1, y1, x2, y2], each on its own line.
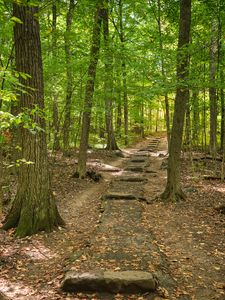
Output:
[62, 137, 174, 299]
[0, 136, 224, 300]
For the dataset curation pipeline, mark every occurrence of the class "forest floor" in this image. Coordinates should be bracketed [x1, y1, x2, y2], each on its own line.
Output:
[0, 135, 224, 300]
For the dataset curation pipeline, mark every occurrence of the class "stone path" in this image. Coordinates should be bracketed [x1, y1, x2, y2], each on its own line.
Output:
[62, 138, 174, 298]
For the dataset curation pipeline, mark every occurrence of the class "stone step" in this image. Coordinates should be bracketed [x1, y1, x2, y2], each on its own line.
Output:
[133, 152, 149, 157]
[115, 176, 148, 182]
[103, 192, 137, 200]
[62, 270, 157, 294]
[130, 158, 147, 163]
[124, 166, 144, 172]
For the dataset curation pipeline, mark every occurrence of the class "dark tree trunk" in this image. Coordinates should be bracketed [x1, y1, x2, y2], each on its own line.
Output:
[157, 0, 170, 145]
[209, 20, 218, 157]
[103, 0, 119, 150]
[192, 89, 200, 146]
[161, 0, 191, 202]
[52, 4, 60, 151]
[221, 74, 225, 151]
[118, 0, 128, 145]
[116, 69, 122, 136]
[2, 3, 64, 237]
[76, 0, 103, 178]
[63, 0, 76, 153]
[184, 99, 191, 150]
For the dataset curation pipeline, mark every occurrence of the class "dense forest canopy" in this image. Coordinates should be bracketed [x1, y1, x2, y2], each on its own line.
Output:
[0, 0, 223, 148]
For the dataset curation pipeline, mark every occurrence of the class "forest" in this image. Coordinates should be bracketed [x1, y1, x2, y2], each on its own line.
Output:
[0, 0, 225, 299]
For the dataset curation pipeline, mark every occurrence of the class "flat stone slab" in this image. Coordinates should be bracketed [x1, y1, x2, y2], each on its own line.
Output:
[103, 192, 137, 200]
[116, 176, 148, 182]
[130, 158, 147, 163]
[133, 152, 149, 157]
[62, 270, 157, 293]
[124, 166, 144, 172]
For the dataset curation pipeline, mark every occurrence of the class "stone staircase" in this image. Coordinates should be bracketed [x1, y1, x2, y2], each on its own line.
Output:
[62, 138, 173, 298]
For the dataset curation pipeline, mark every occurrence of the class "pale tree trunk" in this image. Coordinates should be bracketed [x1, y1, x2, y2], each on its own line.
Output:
[52, 4, 60, 151]
[2, 3, 64, 237]
[161, 0, 191, 202]
[209, 20, 218, 157]
[103, 0, 118, 150]
[76, 0, 103, 178]
[118, 0, 128, 145]
[63, 0, 76, 153]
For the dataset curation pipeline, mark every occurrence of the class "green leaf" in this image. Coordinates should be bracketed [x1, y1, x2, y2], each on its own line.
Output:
[11, 16, 23, 24]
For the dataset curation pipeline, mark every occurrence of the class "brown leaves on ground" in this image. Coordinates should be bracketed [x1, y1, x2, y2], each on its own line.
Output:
[0, 138, 225, 299]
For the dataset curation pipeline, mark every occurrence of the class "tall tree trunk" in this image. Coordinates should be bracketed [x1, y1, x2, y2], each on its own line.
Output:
[221, 82, 224, 151]
[63, 0, 76, 153]
[184, 99, 191, 150]
[161, 0, 191, 202]
[209, 20, 218, 156]
[103, 0, 118, 150]
[192, 89, 200, 146]
[157, 0, 170, 145]
[116, 68, 122, 136]
[76, 0, 103, 178]
[52, 4, 60, 151]
[118, 0, 128, 145]
[3, 3, 63, 237]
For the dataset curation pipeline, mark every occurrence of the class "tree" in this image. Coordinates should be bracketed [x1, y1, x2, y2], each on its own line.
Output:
[2, 2, 64, 237]
[76, 0, 103, 178]
[209, 19, 218, 157]
[103, 0, 119, 150]
[52, 3, 60, 151]
[63, 0, 76, 153]
[118, 0, 129, 145]
[161, 0, 192, 202]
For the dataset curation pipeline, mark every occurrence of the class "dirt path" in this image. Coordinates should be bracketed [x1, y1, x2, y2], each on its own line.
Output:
[0, 136, 224, 300]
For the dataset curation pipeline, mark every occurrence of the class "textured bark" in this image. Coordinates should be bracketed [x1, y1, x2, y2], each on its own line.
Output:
[157, 0, 170, 145]
[192, 89, 200, 146]
[103, 0, 119, 150]
[184, 99, 191, 150]
[209, 20, 218, 156]
[221, 76, 225, 151]
[0, 149, 3, 217]
[161, 0, 191, 202]
[77, 0, 103, 178]
[52, 4, 60, 151]
[63, 0, 76, 153]
[2, 3, 64, 237]
[116, 69, 122, 136]
[118, 0, 128, 145]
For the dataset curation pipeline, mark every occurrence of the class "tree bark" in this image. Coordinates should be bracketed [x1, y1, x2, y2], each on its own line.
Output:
[157, 0, 170, 146]
[103, 0, 119, 150]
[52, 4, 60, 151]
[118, 0, 128, 145]
[209, 20, 218, 157]
[2, 3, 64, 237]
[76, 0, 103, 178]
[63, 0, 76, 153]
[161, 0, 191, 202]
[192, 89, 200, 146]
